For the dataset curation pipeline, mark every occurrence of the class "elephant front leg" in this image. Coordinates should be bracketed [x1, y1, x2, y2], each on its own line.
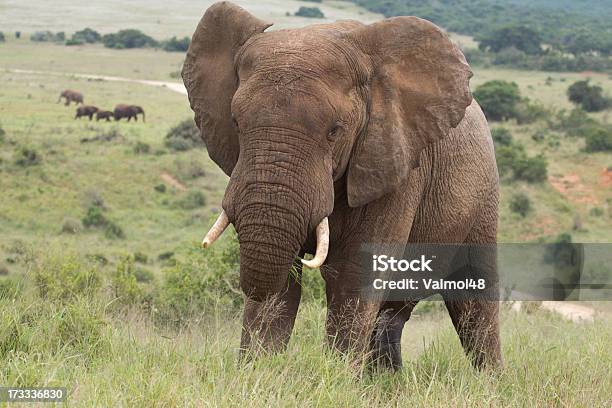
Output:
[323, 259, 379, 360]
[239, 258, 302, 359]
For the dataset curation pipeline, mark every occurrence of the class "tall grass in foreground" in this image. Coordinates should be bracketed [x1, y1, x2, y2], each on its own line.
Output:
[0, 255, 611, 407]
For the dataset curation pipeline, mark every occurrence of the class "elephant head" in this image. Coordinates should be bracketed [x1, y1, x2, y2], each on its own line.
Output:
[183, 2, 472, 301]
[131, 105, 145, 122]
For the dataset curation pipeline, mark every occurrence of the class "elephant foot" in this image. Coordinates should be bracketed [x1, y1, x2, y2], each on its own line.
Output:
[371, 341, 403, 371]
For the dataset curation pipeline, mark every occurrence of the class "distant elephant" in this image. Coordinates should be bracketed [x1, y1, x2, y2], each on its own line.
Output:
[184, 2, 501, 370]
[114, 104, 145, 122]
[96, 110, 113, 122]
[58, 89, 83, 106]
[75, 105, 99, 120]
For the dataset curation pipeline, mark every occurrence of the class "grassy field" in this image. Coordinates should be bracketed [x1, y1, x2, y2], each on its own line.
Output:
[1, 2, 611, 406]
[0, 0, 382, 38]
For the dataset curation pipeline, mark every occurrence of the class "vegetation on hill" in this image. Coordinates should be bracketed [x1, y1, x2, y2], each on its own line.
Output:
[352, 0, 612, 71]
[295, 6, 325, 18]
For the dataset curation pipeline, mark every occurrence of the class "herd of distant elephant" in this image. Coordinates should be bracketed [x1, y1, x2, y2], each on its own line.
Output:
[57, 89, 145, 122]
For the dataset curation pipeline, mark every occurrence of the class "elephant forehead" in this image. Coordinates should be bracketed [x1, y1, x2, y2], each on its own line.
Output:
[239, 30, 355, 76]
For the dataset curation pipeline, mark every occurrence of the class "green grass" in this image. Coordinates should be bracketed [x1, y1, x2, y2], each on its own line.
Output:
[1, 271, 611, 406]
[0, 0, 382, 39]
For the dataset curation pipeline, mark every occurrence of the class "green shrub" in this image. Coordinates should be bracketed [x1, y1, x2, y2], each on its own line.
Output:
[589, 207, 604, 217]
[104, 222, 125, 240]
[551, 108, 597, 137]
[295, 6, 325, 18]
[71, 27, 101, 44]
[82, 206, 108, 228]
[515, 100, 549, 124]
[0, 32, 5, 42]
[584, 127, 612, 152]
[61, 217, 82, 234]
[65, 38, 84, 46]
[155, 233, 241, 326]
[165, 119, 203, 151]
[513, 154, 548, 182]
[34, 256, 101, 301]
[473, 80, 522, 121]
[134, 267, 154, 283]
[510, 193, 532, 217]
[567, 80, 610, 112]
[491, 127, 513, 146]
[110, 256, 143, 305]
[162, 36, 190, 52]
[14, 147, 41, 167]
[30, 31, 65, 42]
[154, 184, 167, 193]
[495, 144, 524, 177]
[176, 190, 207, 210]
[102, 29, 157, 49]
[0, 123, 6, 143]
[133, 141, 151, 154]
[477, 25, 542, 55]
[174, 157, 206, 180]
[133, 252, 148, 264]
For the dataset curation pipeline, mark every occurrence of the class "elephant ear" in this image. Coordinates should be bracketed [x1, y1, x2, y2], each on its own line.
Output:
[345, 17, 473, 207]
[182, 2, 272, 176]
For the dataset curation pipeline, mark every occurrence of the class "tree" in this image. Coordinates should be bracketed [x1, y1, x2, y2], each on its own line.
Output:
[567, 80, 609, 112]
[72, 28, 101, 44]
[584, 127, 612, 152]
[478, 26, 542, 55]
[102, 29, 157, 49]
[473, 80, 522, 121]
[162, 36, 190, 52]
[295, 7, 325, 18]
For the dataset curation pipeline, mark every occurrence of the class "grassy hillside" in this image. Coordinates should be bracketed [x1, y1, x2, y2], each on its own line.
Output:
[0, 0, 382, 38]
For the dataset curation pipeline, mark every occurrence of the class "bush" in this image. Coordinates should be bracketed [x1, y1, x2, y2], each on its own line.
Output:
[154, 184, 167, 193]
[0, 123, 6, 143]
[177, 190, 207, 210]
[82, 206, 107, 228]
[491, 127, 513, 146]
[30, 31, 65, 42]
[473, 80, 522, 121]
[477, 25, 542, 55]
[14, 147, 41, 167]
[495, 143, 524, 177]
[104, 222, 125, 240]
[102, 29, 157, 49]
[0, 32, 5, 42]
[510, 193, 532, 217]
[65, 38, 84, 46]
[515, 100, 549, 124]
[162, 36, 190, 52]
[295, 6, 325, 18]
[567, 80, 610, 112]
[34, 256, 101, 301]
[61, 217, 82, 234]
[550, 108, 598, 137]
[71, 28, 101, 44]
[133, 252, 148, 264]
[513, 155, 548, 183]
[584, 127, 612, 152]
[165, 119, 203, 151]
[174, 157, 206, 180]
[133, 141, 150, 154]
[134, 267, 154, 283]
[110, 256, 143, 305]
[155, 233, 241, 325]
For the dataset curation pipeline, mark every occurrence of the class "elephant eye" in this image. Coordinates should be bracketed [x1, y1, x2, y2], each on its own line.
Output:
[328, 124, 342, 140]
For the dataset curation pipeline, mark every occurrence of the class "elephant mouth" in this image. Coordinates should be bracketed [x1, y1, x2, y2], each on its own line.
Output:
[200, 210, 329, 269]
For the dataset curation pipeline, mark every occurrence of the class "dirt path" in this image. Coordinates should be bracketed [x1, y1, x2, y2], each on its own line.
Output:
[512, 300, 595, 323]
[7, 68, 187, 95]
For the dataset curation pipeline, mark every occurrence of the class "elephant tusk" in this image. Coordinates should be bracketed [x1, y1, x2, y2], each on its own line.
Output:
[202, 210, 229, 248]
[301, 217, 329, 269]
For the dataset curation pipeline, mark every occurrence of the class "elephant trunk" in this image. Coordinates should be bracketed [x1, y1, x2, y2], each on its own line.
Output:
[232, 180, 306, 301]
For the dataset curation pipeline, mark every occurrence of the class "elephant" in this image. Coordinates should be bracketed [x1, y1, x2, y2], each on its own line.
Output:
[58, 89, 83, 106]
[113, 104, 145, 122]
[183, 2, 502, 370]
[96, 110, 113, 122]
[75, 105, 99, 120]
